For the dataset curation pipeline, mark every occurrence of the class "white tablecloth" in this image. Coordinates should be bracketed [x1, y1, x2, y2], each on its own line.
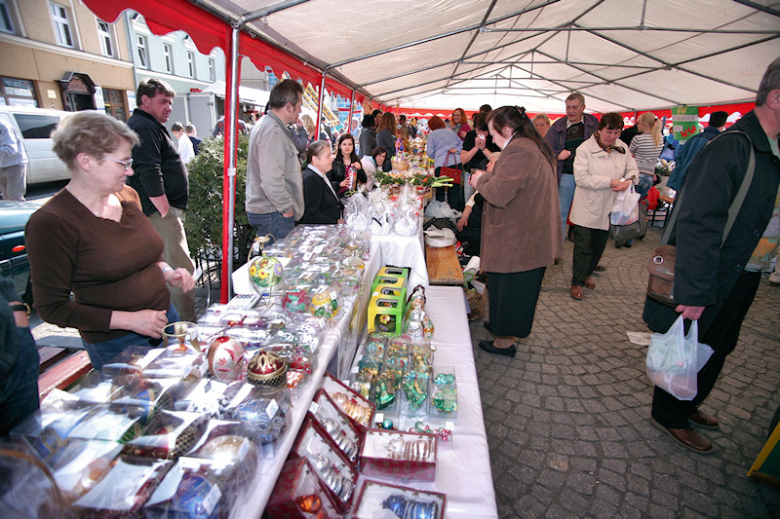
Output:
[355, 286, 497, 518]
[230, 286, 496, 518]
[370, 231, 429, 289]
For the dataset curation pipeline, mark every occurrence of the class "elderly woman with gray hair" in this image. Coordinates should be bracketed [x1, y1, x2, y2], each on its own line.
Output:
[26, 111, 194, 369]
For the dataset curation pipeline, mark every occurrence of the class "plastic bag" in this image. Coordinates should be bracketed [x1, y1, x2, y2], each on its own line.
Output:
[645, 315, 714, 400]
[610, 184, 640, 226]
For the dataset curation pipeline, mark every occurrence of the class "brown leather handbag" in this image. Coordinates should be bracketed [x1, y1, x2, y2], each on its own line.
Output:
[646, 131, 754, 307]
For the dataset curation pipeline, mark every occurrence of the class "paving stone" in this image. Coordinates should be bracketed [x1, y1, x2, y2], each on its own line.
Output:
[471, 228, 780, 517]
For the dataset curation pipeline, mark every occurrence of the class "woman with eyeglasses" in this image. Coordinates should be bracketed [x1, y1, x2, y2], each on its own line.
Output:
[25, 111, 194, 370]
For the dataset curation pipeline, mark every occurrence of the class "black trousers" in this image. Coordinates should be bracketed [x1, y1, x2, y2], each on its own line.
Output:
[571, 225, 609, 286]
[651, 271, 761, 429]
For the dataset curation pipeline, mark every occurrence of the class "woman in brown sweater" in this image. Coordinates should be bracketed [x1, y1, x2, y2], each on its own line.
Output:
[26, 111, 195, 369]
[470, 106, 562, 356]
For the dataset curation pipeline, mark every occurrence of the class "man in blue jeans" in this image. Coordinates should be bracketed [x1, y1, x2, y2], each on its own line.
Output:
[545, 93, 600, 239]
[246, 80, 305, 244]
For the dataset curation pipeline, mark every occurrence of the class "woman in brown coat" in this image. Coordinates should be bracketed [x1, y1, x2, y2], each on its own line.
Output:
[470, 106, 563, 356]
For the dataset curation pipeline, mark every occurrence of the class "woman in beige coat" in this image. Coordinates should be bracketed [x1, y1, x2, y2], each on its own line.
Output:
[470, 106, 562, 356]
[569, 113, 639, 300]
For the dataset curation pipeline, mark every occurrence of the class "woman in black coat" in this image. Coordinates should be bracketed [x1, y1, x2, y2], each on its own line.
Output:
[330, 133, 367, 197]
[300, 141, 344, 224]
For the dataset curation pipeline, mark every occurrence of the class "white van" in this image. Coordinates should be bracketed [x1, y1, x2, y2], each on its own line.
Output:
[0, 105, 72, 185]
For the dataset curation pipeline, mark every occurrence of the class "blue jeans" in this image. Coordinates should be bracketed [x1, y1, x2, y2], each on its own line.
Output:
[82, 304, 180, 370]
[0, 327, 40, 436]
[247, 211, 295, 246]
[559, 173, 576, 236]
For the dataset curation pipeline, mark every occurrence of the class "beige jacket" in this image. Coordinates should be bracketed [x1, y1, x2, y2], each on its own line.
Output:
[569, 135, 639, 231]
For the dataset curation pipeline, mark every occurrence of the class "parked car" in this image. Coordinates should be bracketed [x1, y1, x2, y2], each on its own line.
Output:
[0, 198, 44, 301]
[0, 106, 72, 186]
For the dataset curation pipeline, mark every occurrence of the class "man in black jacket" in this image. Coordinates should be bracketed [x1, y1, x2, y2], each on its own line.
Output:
[643, 58, 780, 454]
[127, 78, 195, 321]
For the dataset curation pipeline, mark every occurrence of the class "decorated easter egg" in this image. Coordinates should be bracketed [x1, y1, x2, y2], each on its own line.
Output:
[206, 336, 246, 382]
[248, 255, 283, 292]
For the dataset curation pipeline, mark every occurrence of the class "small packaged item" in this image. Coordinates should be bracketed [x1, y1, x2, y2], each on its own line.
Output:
[122, 411, 208, 460]
[189, 431, 259, 486]
[321, 372, 375, 432]
[290, 416, 358, 512]
[431, 367, 458, 418]
[144, 460, 224, 519]
[266, 457, 341, 519]
[360, 429, 437, 481]
[352, 479, 446, 519]
[310, 389, 362, 466]
[48, 439, 123, 503]
[401, 370, 429, 417]
[73, 456, 172, 517]
[225, 385, 289, 446]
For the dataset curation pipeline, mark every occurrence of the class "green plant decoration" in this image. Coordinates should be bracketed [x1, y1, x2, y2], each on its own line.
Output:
[184, 134, 255, 265]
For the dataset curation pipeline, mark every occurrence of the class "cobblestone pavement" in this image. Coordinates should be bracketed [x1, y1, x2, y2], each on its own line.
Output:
[470, 226, 780, 518]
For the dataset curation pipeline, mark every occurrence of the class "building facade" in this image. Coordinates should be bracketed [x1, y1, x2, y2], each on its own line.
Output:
[0, 0, 227, 123]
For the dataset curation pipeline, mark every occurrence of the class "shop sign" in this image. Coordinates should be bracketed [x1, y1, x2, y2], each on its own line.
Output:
[672, 105, 699, 142]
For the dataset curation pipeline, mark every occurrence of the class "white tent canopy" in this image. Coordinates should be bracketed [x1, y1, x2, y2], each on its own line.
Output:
[202, 80, 270, 107]
[201, 0, 779, 112]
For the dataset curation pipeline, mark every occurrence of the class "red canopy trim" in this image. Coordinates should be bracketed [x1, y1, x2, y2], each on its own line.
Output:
[83, 0, 226, 56]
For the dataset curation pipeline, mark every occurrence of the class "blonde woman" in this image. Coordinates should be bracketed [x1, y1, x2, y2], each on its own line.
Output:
[629, 112, 664, 197]
[616, 112, 664, 248]
[532, 113, 551, 138]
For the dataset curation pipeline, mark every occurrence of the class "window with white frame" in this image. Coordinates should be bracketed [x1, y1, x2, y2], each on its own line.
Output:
[208, 58, 215, 82]
[49, 2, 74, 48]
[136, 35, 148, 69]
[0, 0, 16, 34]
[187, 51, 195, 78]
[163, 44, 173, 74]
[97, 21, 115, 57]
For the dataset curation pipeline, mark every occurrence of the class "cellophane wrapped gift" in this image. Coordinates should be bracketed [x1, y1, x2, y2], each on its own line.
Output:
[12, 406, 142, 460]
[73, 455, 172, 518]
[266, 457, 341, 519]
[109, 377, 192, 427]
[310, 388, 363, 467]
[47, 438, 123, 503]
[352, 479, 446, 519]
[430, 366, 457, 419]
[173, 378, 245, 418]
[187, 422, 259, 489]
[290, 416, 357, 512]
[0, 440, 73, 517]
[122, 411, 208, 460]
[144, 458, 227, 519]
[222, 384, 290, 456]
[360, 429, 437, 482]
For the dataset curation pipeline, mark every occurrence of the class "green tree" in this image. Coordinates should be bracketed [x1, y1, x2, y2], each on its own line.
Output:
[184, 135, 255, 266]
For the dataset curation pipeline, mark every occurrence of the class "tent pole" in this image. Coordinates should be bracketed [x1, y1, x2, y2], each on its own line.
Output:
[348, 88, 355, 134]
[221, 22, 241, 303]
[317, 73, 326, 142]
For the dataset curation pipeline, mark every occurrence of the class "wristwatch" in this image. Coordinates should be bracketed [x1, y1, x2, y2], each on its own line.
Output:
[9, 302, 30, 318]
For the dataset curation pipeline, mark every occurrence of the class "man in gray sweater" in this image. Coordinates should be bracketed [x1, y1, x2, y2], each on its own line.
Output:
[246, 79, 305, 244]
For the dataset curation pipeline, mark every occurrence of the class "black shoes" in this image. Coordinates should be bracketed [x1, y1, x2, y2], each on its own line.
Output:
[478, 340, 516, 357]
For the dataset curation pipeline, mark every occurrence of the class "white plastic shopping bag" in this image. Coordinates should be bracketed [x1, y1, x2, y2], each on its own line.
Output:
[610, 183, 641, 226]
[645, 315, 714, 401]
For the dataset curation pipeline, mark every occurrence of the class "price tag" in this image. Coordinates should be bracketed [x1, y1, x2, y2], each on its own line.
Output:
[202, 484, 222, 514]
[266, 399, 279, 419]
[309, 402, 320, 415]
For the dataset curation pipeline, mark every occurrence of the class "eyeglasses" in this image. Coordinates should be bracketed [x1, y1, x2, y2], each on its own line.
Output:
[104, 157, 134, 170]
